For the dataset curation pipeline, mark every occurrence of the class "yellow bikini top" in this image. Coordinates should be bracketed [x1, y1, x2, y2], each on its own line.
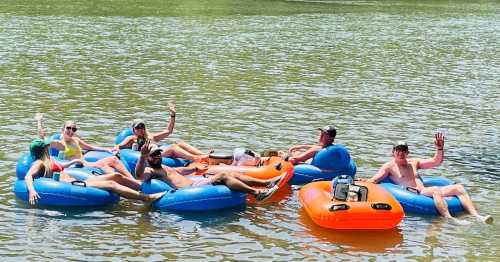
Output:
[62, 140, 83, 159]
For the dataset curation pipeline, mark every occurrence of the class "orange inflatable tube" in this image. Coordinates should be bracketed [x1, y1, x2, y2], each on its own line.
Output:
[195, 156, 294, 180]
[299, 181, 404, 230]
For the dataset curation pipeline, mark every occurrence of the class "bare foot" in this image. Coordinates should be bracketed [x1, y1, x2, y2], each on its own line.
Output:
[194, 155, 209, 163]
[146, 191, 166, 205]
[476, 215, 493, 224]
[448, 217, 472, 226]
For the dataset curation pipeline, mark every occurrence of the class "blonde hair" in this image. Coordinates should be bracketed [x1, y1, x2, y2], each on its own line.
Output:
[133, 126, 152, 141]
[37, 147, 52, 178]
[62, 120, 76, 129]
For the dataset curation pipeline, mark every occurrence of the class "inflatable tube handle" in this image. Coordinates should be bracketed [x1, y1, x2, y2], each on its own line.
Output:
[91, 170, 104, 176]
[71, 180, 87, 187]
[371, 203, 392, 210]
[329, 204, 349, 211]
[406, 187, 420, 194]
[274, 162, 282, 171]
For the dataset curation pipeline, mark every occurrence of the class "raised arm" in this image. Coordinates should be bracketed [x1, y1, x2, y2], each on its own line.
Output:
[34, 113, 65, 151]
[417, 132, 445, 169]
[152, 103, 176, 142]
[135, 140, 151, 181]
[35, 113, 46, 139]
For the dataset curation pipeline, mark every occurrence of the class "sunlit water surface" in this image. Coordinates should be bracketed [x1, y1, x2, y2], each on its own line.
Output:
[0, 0, 499, 260]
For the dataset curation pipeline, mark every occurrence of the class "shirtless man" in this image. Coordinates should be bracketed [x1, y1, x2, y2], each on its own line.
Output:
[365, 133, 492, 225]
[135, 141, 284, 202]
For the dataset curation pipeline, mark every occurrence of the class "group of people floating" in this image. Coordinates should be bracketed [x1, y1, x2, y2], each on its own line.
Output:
[25, 104, 492, 225]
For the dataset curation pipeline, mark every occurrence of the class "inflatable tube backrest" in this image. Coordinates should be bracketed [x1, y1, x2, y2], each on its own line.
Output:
[49, 133, 62, 157]
[115, 128, 133, 145]
[16, 153, 34, 180]
[311, 144, 352, 170]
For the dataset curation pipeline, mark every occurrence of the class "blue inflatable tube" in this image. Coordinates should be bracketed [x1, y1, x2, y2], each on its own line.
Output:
[289, 144, 357, 185]
[13, 168, 119, 207]
[380, 177, 465, 215]
[141, 178, 247, 211]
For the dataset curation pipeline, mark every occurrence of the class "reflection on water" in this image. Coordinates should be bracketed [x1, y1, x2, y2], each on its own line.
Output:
[0, 0, 499, 260]
[298, 208, 404, 253]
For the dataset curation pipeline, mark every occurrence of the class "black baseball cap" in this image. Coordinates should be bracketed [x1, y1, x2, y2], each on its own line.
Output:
[318, 125, 337, 138]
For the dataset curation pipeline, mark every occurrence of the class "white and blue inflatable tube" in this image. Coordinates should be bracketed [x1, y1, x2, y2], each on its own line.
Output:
[380, 177, 465, 215]
[141, 178, 247, 211]
[289, 144, 357, 185]
[13, 168, 120, 207]
[115, 128, 190, 170]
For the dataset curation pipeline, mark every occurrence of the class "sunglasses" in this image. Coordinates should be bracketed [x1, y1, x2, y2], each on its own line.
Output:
[134, 124, 146, 130]
[65, 126, 77, 132]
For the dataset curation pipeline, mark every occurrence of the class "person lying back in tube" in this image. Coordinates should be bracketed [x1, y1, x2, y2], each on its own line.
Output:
[135, 140, 286, 202]
[114, 103, 210, 162]
[25, 138, 165, 205]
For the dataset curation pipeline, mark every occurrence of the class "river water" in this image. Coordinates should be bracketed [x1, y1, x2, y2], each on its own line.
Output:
[0, 0, 498, 260]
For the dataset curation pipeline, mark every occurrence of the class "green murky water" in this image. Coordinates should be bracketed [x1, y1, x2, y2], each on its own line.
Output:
[0, 0, 498, 260]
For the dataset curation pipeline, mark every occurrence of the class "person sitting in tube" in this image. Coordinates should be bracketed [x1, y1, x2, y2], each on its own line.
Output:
[363, 133, 492, 225]
[135, 140, 285, 202]
[114, 103, 210, 162]
[35, 113, 140, 190]
[25, 138, 165, 205]
[287, 125, 337, 165]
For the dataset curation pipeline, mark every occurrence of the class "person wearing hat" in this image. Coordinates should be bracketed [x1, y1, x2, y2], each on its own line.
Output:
[25, 138, 165, 205]
[287, 125, 337, 165]
[35, 113, 138, 186]
[114, 103, 210, 162]
[364, 132, 492, 225]
[135, 141, 285, 202]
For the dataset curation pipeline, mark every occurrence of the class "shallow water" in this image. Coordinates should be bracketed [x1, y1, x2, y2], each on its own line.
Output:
[0, 0, 499, 260]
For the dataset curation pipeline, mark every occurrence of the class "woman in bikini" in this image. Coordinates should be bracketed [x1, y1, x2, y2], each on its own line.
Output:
[25, 138, 164, 205]
[36, 113, 140, 189]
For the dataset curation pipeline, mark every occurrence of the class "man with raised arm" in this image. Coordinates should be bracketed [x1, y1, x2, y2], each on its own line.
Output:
[365, 132, 492, 225]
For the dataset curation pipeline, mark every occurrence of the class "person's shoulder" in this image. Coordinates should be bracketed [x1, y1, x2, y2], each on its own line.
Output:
[408, 158, 420, 166]
[381, 160, 395, 170]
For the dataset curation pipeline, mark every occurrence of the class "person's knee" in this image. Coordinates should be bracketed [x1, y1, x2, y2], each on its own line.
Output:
[455, 184, 466, 195]
[215, 173, 228, 181]
[432, 188, 443, 198]
[110, 156, 120, 164]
